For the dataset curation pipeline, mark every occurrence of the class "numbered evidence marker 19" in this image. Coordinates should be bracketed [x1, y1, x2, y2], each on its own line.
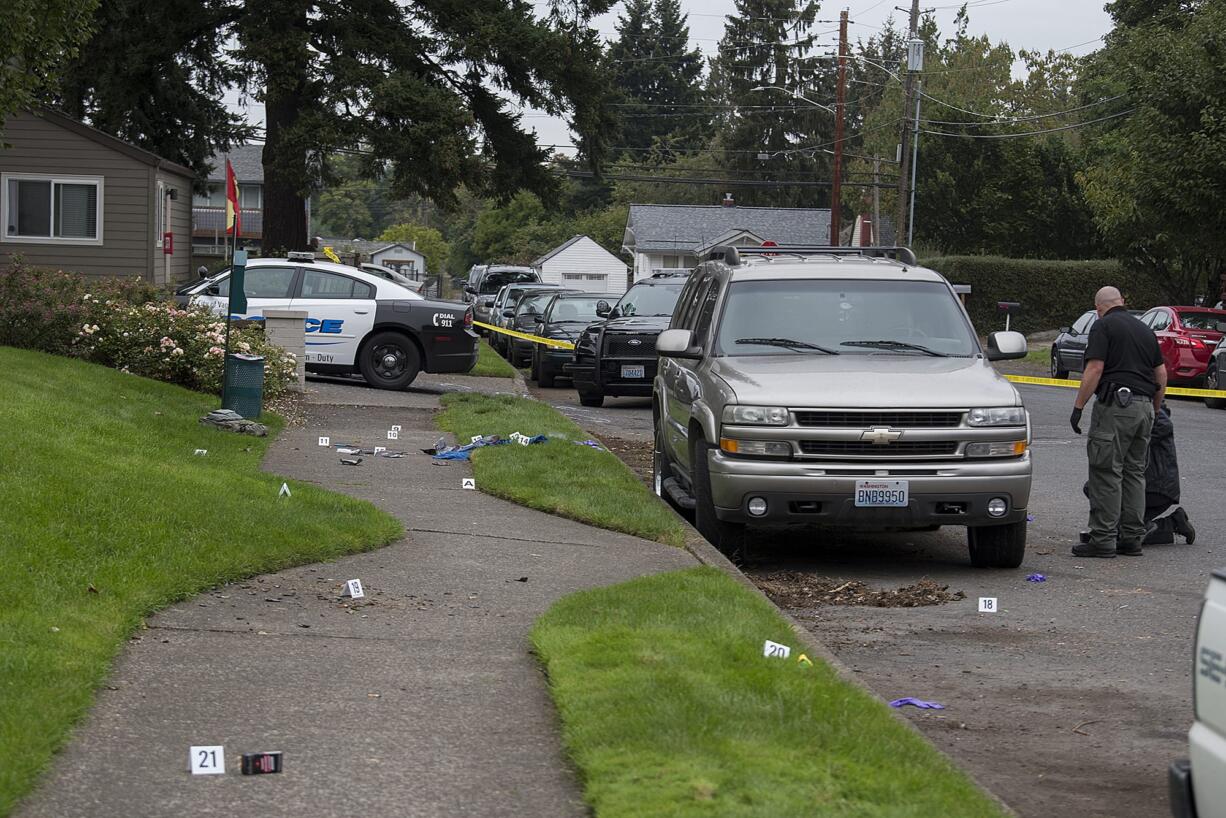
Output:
[318, 436, 330, 447]
[345, 579, 365, 599]
[189, 745, 225, 775]
[461, 478, 476, 490]
[763, 640, 791, 660]
[978, 597, 998, 613]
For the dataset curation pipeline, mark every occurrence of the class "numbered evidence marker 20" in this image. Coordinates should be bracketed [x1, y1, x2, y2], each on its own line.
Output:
[345, 579, 365, 599]
[189, 746, 225, 775]
[978, 597, 998, 613]
[461, 478, 476, 490]
[763, 640, 791, 660]
[318, 436, 330, 447]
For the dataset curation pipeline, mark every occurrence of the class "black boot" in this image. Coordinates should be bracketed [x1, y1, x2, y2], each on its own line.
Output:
[1172, 507, 1196, 544]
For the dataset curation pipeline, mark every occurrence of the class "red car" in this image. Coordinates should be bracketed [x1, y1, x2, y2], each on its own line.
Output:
[1139, 306, 1226, 385]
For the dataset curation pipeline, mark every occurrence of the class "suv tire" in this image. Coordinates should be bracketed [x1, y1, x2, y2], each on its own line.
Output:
[652, 423, 671, 500]
[692, 438, 746, 558]
[1050, 349, 1069, 379]
[578, 390, 604, 407]
[967, 520, 1026, 568]
[1206, 362, 1226, 409]
[530, 348, 541, 382]
[359, 331, 421, 390]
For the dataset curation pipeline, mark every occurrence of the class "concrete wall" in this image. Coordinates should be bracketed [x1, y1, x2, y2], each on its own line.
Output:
[263, 309, 307, 390]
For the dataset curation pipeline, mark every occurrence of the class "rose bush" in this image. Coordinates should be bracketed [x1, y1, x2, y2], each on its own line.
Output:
[1, 260, 297, 398]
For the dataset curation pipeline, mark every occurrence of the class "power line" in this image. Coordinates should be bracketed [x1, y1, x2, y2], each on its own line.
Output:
[915, 94, 1126, 126]
[562, 170, 896, 189]
[921, 108, 1135, 138]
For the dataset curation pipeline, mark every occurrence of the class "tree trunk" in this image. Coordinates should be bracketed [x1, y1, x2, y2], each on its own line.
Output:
[257, 1, 311, 253]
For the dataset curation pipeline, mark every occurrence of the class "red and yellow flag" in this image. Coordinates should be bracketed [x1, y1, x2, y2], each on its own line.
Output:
[225, 158, 241, 237]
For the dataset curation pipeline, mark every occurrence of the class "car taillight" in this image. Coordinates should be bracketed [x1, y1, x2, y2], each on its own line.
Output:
[464, 308, 473, 328]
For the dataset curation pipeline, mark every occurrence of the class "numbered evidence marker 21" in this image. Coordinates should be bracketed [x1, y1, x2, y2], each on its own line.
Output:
[345, 579, 365, 599]
[461, 478, 476, 490]
[190, 745, 225, 775]
[763, 640, 791, 660]
[978, 597, 998, 613]
[318, 436, 330, 447]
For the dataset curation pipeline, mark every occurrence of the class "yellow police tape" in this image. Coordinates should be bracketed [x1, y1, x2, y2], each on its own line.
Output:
[473, 320, 576, 350]
[1004, 373, 1226, 400]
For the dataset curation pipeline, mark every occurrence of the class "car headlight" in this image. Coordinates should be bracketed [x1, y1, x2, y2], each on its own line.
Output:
[723, 405, 789, 425]
[720, 438, 792, 456]
[967, 407, 1027, 426]
[965, 440, 1028, 458]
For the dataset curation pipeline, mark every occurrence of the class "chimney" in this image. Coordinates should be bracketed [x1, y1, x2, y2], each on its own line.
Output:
[721, 192, 735, 207]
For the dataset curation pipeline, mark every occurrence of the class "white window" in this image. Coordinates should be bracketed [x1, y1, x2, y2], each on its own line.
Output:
[239, 184, 261, 209]
[663, 255, 681, 268]
[192, 183, 225, 208]
[155, 181, 164, 249]
[2, 173, 103, 245]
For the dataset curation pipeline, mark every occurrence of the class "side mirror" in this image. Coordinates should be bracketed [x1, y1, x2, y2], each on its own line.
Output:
[657, 328, 702, 360]
[1059, 326, 1071, 335]
[502, 308, 515, 318]
[206, 284, 220, 296]
[595, 300, 611, 317]
[986, 330, 1027, 361]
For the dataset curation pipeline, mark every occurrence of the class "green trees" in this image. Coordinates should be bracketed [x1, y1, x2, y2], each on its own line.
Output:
[0, 0, 97, 128]
[376, 224, 450, 278]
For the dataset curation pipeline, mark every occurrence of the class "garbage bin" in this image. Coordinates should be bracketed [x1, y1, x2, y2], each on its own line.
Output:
[222, 353, 265, 419]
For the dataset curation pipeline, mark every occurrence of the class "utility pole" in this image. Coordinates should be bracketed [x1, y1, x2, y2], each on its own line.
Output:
[872, 157, 881, 245]
[830, 9, 848, 246]
[895, 0, 921, 246]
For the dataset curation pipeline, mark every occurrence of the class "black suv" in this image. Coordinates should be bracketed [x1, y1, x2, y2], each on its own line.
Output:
[528, 292, 608, 387]
[567, 272, 689, 407]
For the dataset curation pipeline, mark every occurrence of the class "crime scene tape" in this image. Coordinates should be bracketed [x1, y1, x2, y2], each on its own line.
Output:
[1004, 373, 1226, 400]
[473, 320, 576, 350]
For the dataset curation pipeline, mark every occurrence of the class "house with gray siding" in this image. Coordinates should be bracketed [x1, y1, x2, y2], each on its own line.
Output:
[0, 109, 195, 285]
[192, 144, 266, 254]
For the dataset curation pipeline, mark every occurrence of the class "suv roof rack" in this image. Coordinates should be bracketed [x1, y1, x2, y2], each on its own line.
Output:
[705, 245, 917, 267]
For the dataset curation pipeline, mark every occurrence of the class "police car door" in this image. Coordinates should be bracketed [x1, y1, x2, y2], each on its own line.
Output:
[291, 268, 376, 367]
[192, 264, 297, 320]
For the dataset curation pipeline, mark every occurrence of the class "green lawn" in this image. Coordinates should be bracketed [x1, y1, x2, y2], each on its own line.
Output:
[533, 567, 1007, 818]
[0, 347, 402, 815]
[437, 393, 685, 546]
[468, 338, 517, 378]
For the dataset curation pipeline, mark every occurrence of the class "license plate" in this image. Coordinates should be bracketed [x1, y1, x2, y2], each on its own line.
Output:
[854, 480, 909, 508]
[620, 365, 645, 379]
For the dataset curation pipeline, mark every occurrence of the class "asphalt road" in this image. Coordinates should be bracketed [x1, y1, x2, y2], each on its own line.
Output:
[530, 373, 1223, 818]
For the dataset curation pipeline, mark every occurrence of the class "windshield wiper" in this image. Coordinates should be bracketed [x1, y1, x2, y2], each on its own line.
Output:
[735, 337, 839, 355]
[840, 340, 948, 357]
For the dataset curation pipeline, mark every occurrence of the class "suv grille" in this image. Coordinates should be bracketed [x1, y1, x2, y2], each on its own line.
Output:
[798, 440, 959, 457]
[604, 335, 657, 358]
[794, 411, 963, 428]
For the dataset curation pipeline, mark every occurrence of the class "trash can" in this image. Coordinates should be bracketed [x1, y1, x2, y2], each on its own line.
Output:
[222, 353, 265, 419]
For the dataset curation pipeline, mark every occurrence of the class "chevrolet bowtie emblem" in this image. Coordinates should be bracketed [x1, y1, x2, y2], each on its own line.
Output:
[861, 427, 903, 445]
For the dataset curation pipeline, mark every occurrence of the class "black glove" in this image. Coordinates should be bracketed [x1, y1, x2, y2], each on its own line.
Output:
[1070, 407, 1083, 435]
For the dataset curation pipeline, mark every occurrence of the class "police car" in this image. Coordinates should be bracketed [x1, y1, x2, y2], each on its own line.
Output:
[185, 253, 477, 390]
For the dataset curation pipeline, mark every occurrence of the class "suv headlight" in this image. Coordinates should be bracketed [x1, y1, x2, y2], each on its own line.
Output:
[967, 407, 1026, 426]
[723, 405, 789, 425]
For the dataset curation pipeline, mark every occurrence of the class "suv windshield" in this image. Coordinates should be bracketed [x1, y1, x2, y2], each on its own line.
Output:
[547, 296, 604, 323]
[716, 279, 978, 357]
[482, 270, 538, 294]
[616, 283, 683, 317]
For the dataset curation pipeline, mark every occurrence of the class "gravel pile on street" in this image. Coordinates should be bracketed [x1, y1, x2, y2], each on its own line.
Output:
[755, 573, 966, 608]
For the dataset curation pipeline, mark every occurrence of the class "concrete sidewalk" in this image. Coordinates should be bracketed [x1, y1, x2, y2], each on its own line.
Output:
[18, 374, 695, 818]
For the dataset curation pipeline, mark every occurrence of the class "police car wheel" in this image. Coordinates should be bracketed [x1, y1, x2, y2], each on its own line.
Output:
[359, 331, 421, 390]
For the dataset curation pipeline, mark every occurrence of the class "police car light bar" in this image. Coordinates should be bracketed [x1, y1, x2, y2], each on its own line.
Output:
[707, 245, 918, 267]
[287, 251, 316, 262]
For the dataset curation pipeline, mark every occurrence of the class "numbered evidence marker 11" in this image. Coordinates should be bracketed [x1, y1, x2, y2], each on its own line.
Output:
[189, 745, 225, 775]
[461, 478, 476, 490]
[763, 639, 791, 660]
[318, 436, 330, 447]
[345, 579, 365, 599]
[978, 597, 998, 613]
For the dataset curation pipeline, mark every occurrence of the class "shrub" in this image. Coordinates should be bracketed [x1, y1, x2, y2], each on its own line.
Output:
[922, 256, 1167, 335]
[0, 260, 297, 398]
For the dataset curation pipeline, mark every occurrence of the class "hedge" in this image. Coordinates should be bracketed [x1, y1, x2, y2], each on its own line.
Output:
[922, 256, 1166, 335]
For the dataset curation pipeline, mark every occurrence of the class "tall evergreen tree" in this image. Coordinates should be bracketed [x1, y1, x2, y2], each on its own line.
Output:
[0, 0, 97, 128]
[606, 0, 660, 157]
[650, 0, 707, 154]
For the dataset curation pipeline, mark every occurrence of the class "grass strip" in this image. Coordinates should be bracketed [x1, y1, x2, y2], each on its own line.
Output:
[533, 566, 1008, 818]
[436, 393, 685, 547]
[468, 338, 517, 378]
[0, 347, 402, 815]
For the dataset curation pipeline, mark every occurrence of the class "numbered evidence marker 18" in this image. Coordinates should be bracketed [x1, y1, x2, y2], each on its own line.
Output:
[763, 639, 791, 660]
[978, 597, 998, 613]
[318, 436, 330, 447]
[345, 579, 365, 599]
[461, 478, 476, 490]
[189, 745, 225, 775]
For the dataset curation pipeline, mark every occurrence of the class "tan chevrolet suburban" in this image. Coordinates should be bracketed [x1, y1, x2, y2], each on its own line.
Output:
[651, 245, 1032, 567]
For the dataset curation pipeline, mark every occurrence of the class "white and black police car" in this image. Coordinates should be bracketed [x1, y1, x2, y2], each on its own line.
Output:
[182, 253, 477, 389]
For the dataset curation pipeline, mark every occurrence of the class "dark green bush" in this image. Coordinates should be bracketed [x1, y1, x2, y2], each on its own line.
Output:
[922, 256, 1166, 335]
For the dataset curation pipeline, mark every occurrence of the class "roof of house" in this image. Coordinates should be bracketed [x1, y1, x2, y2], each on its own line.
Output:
[623, 204, 832, 254]
[33, 108, 195, 178]
[371, 242, 424, 258]
[204, 144, 264, 183]
[314, 237, 385, 257]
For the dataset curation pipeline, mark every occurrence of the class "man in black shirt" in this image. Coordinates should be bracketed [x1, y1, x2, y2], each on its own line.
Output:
[1069, 286, 1167, 557]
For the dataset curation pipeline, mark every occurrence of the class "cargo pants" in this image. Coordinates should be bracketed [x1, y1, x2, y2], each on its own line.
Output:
[1086, 398, 1155, 551]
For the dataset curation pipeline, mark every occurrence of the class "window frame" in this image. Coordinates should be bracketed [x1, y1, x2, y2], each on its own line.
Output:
[299, 268, 373, 301]
[1, 172, 104, 245]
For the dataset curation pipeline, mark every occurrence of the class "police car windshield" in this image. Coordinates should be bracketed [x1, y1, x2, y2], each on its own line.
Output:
[547, 297, 603, 323]
[717, 279, 978, 357]
[481, 271, 538, 294]
[616, 282, 682, 317]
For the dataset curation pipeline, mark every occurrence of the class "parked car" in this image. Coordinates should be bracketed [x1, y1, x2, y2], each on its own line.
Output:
[462, 264, 487, 303]
[1204, 340, 1226, 410]
[361, 262, 424, 293]
[1050, 309, 1143, 378]
[651, 245, 1031, 566]
[468, 266, 539, 329]
[187, 253, 477, 389]
[1139, 306, 1226, 385]
[504, 289, 579, 367]
[528, 293, 607, 387]
[567, 271, 690, 407]
[1169, 569, 1226, 818]
[488, 282, 567, 355]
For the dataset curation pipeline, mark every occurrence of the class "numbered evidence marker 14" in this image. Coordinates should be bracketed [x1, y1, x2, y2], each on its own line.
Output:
[461, 478, 476, 490]
[318, 436, 330, 447]
[763, 640, 791, 660]
[345, 579, 365, 599]
[978, 597, 998, 613]
[190, 745, 225, 775]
